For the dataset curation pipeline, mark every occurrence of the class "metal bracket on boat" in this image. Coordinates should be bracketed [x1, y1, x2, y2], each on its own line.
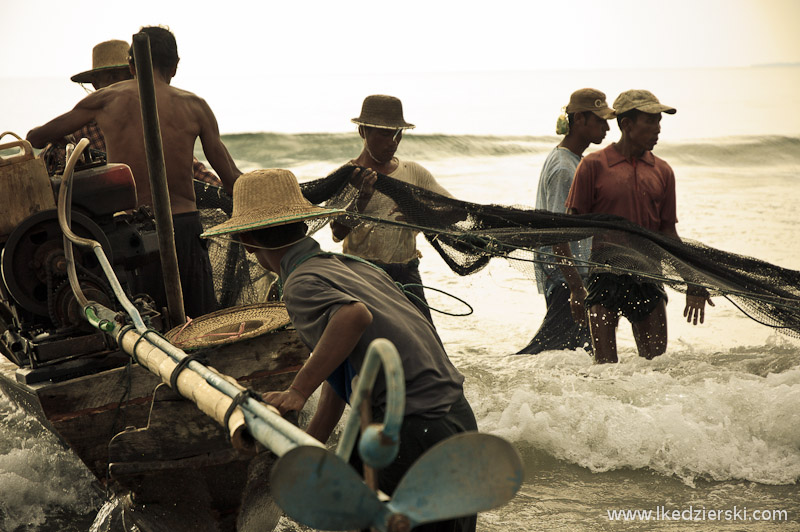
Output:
[335, 338, 405, 469]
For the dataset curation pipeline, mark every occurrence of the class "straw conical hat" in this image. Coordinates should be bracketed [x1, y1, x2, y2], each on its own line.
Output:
[202, 169, 342, 237]
[166, 302, 292, 349]
[71, 40, 130, 83]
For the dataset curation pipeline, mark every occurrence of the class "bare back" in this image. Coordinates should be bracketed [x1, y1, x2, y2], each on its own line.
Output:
[94, 79, 232, 214]
[29, 77, 240, 215]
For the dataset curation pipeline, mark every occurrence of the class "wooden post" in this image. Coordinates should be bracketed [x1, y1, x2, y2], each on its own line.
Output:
[132, 32, 186, 327]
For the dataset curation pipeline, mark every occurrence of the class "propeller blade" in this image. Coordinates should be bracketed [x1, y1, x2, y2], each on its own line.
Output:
[270, 445, 386, 531]
[388, 432, 523, 526]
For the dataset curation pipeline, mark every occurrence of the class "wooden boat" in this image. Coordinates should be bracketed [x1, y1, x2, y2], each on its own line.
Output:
[0, 304, 309, 531]
[0, 133, 309, 530]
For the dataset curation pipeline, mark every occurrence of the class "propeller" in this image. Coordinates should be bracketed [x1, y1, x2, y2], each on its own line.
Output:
[271, 432, 523, 531]
[270, 444, 388, 531]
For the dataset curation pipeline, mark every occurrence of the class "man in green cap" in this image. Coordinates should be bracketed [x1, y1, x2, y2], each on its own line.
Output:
[519, 88, 614, 355]
[558, 89, 713, 363]
[330, 94, 453, 324]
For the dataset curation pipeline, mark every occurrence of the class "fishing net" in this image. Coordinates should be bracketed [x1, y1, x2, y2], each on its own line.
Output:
[297, 164, 800, 339]
[195, 166, 800, 338]
[194, 180, 275, 308]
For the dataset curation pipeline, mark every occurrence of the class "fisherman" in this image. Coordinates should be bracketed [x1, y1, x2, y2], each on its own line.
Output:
[202, 168, 477, 532]
[559, 90, 713, 363]
[27, 26, 241, 318]
[330, 94, 453, 324]
[518, 88, 614, 355]
[41, 38, 222, 186]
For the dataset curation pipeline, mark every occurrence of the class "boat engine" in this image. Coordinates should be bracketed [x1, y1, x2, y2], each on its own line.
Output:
[0, 137, 160, 372]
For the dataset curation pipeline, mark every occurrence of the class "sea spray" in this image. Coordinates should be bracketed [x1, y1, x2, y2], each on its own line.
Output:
[0, 398, 99, 531]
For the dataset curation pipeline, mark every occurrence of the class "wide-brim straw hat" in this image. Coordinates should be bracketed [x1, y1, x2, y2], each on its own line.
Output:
[202, 169, 343, 237]
[71, 40, 131, 83]
[351, 94, 415, 130]
[166, 302, 291, 350]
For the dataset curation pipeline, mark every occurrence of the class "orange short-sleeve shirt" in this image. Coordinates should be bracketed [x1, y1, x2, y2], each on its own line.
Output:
[566, 143, 677, 233]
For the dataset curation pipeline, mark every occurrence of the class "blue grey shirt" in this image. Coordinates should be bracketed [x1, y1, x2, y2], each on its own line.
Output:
[533, 147, 591, 294]
[279, 237, 464, 417]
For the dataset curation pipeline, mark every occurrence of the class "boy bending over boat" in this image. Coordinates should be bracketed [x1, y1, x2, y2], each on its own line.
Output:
[202, 168, 477, 532]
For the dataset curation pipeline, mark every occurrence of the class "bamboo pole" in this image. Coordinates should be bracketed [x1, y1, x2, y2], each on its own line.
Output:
[117, 328, 253, 451]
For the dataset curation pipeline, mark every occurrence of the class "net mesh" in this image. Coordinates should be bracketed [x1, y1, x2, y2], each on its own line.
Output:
[194, 180, 274, 308]
[195, 166, 800, 338]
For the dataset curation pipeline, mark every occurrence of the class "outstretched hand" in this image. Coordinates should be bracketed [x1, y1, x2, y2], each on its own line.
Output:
[262, 387, 307, 416]
[683, 294, 714, 325]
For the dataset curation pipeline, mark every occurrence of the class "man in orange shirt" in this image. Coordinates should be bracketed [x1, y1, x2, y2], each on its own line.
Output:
[559, 90, 713, 363]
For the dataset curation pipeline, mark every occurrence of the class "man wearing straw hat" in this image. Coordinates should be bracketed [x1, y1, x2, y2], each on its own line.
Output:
[203, 168, 477, 532]
[39, 39, 131, 175]
[558, 89, 713, 363]
[40, 38, 222, 186]
[518, 88, 614, 355]
[330, 94, 453, 324]
[27, 26, 241, 318]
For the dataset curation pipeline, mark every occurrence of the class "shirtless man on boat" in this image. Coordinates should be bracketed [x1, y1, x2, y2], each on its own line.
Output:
[26, 26, 240, 213]
[40, 38, 222, 186]
[26, 25, 241, 318]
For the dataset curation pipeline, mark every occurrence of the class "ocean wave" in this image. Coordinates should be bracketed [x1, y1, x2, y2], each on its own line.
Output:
[470, 348, 800, 487]
[214, 132, 800, 171]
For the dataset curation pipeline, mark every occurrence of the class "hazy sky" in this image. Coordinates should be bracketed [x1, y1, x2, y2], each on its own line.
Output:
[2, 0, 799, 79]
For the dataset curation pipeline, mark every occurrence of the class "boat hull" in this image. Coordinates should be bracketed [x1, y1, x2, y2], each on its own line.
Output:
[0, 326, 309, 531]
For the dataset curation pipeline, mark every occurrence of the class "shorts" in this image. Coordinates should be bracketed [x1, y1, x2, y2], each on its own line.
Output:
[584, 273, 667, 323]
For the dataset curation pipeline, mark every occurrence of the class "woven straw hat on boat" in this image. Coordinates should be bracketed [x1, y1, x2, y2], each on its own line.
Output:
[71, 40, 131, 83]
[166, 302, 292, 349]
[351, 94, 415, 130]
[201, 169, 342, 237]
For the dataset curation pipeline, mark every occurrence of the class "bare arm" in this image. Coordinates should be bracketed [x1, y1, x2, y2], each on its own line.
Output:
[263, 302, 373, 415]
[552, 208, 589, 325]
[27, 93, 103, 149]
[196, 99, 241, 194]
[305, 382, 347, 443]
[660, 222, 714, 324]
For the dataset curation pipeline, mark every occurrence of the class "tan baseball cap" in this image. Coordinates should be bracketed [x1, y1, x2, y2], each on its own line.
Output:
[613, 89, 676, 115]
[565, 88, 615, 119]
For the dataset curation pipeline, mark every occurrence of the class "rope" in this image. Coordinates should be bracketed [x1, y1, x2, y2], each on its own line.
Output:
[130, 329, 170, 366]
[399, 283, 474, 317]
[222, 388, 261, 441]
[723, 294, 795, 329]
[169, 351, 208, 391]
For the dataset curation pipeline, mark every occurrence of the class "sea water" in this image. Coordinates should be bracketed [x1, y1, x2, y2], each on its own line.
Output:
[1, 68, 799, 531]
